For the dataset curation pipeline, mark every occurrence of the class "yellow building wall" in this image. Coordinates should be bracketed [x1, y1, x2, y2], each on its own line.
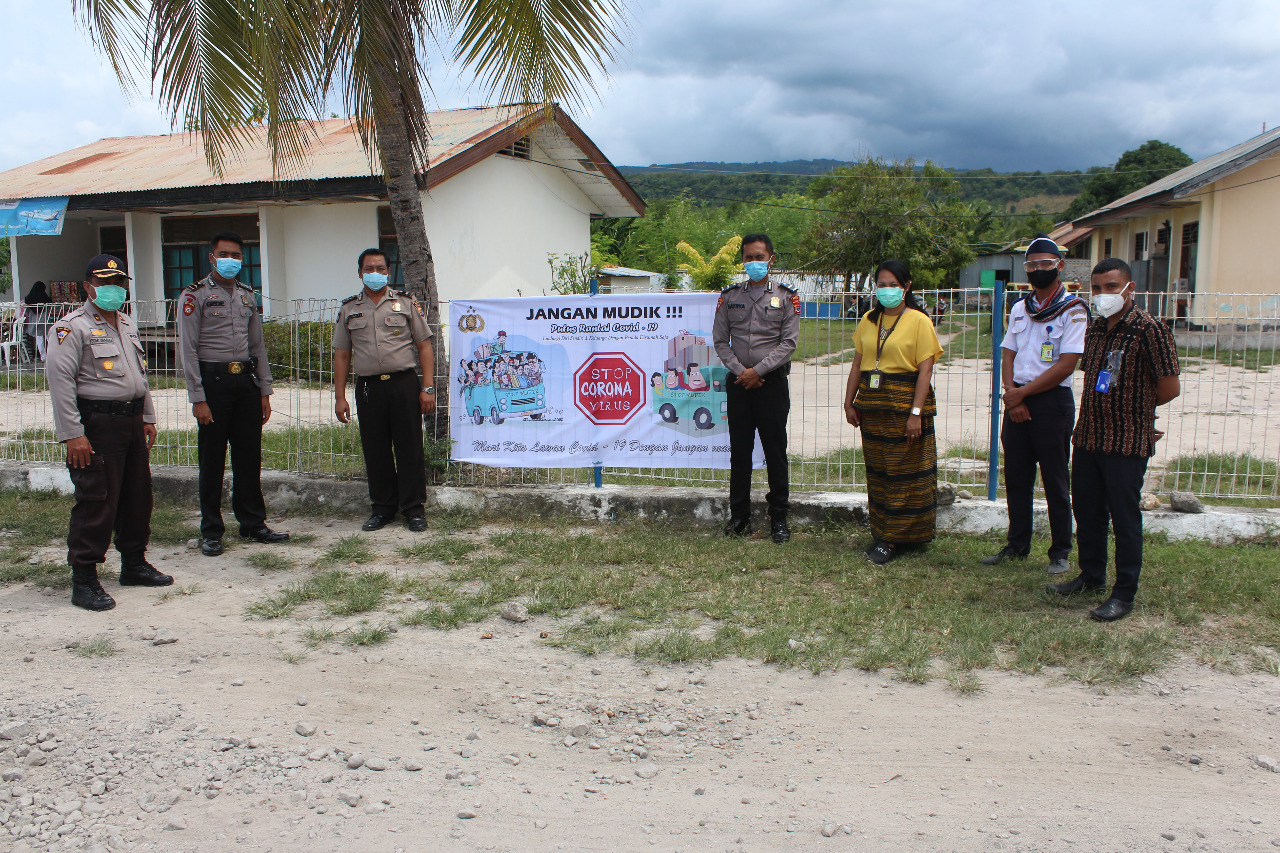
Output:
[1203, 153, 1280, 298]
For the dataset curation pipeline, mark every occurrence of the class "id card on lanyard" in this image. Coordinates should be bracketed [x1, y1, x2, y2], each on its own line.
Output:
[867, 313, 902, 390]
[1096, 349, 1122, 393]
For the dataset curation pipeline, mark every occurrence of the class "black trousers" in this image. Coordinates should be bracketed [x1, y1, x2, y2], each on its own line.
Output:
[726, 371, 789, 520]
[1001, 385, 1074, 560]
[356, 371, 426, 518]
[67, 410, 152, 568]
[1072, 448, 1149, 602]
[198, 369, 267, 540]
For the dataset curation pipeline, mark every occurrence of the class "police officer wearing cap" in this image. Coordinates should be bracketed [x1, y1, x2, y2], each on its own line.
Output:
[981, 234, 1089, 575]
[45, 255, 173, 611]
[333, 248, 436, 532]
[712, 233, 801, 543]
[177, 231, 289, 556]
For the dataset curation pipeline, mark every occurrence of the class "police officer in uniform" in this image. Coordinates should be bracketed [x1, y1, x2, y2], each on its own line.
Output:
[46, 255, 173, 611]
[333, 248, 436, 531]
[712, 233, 801, 543]
[177, 232, 289, 556]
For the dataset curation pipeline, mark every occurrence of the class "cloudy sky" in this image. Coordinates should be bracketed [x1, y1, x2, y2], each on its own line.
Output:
[2, 0, 1278, 174]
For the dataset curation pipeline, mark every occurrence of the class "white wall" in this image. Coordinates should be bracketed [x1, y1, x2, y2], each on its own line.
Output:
[270, 201, 380, 306]
[10, 218, 100, 298]
[420, 150, 594, 304]
[125, 211, 164, 302]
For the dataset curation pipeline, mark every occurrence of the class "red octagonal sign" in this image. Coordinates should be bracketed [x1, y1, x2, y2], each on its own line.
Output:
[574, 352, 646, 425]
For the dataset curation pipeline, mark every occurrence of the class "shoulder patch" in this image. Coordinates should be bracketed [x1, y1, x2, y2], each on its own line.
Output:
[55, 326, 71, 345]
[415, 301, 425, 318]
[341, 293, 360, 305]
[716, 296, 724, 310]
[790, 293, 802, 315]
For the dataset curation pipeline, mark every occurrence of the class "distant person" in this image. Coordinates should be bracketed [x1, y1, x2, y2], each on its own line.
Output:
[842, 260, 943, 564]
[982, 235, 1089, 575]
[712, 233, 800, 544]
[1049, 258, 1180, 622]
[45, 255, 172, 611]
[23, 280, 51, 361]
[333, 247, 435, 532]
[177, 231, 289, 557]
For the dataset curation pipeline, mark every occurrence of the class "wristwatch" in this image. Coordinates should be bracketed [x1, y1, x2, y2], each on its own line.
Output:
[422, 386, 435, 395]
[910, 407, 922, 416]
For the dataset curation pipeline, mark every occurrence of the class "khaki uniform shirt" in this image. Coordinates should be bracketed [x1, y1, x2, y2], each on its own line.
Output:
[712, 278, 802, 376]
[177, 275, 273, 403]
[332, 288, 432, 377]
[45, 305, 155, 441]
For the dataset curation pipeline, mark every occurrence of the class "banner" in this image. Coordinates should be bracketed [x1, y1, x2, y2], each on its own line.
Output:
[450, 293, 747, 468]
[0, 197, 69, 236]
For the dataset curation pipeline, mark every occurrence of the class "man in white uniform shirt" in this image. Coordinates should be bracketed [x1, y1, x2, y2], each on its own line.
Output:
[981, 234, 1089, 574]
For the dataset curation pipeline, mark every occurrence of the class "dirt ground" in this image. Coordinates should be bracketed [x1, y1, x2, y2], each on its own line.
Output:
[2, 515, 1279, 853]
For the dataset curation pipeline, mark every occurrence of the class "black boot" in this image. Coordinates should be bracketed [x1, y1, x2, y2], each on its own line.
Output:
[71, 565, 116, 612]
[119, 553, 173, 587]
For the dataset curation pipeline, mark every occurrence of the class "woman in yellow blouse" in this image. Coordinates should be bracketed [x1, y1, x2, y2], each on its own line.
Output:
[842, 260, 944, 564]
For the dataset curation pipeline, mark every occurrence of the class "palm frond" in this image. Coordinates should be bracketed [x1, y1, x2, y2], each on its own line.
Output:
[72, 0, 148, 88]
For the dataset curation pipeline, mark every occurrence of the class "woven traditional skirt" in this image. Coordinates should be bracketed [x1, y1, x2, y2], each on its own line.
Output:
[854, 372, 938, 545]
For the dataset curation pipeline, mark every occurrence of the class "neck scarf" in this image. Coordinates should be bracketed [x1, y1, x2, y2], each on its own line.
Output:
[1024, 283, 1089, 323]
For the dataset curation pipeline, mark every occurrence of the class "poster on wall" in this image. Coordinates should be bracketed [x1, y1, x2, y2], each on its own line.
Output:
[0, 197, 69, 236]
[450, 293, 754, 469]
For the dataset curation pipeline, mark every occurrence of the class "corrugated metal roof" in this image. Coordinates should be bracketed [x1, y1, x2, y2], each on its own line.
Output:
[0, 104, 643, 217]
[1077, 128, 1280, 222]
[598, 266, 658, 277]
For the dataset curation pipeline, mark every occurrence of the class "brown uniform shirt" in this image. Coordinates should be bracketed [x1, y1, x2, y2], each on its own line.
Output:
[177, 275, 273, 403]
[332, 288, 432, 376]
[712, 279, 802, 376]
[45, 304, 156, 441]
[1074, 303, 1180, 458]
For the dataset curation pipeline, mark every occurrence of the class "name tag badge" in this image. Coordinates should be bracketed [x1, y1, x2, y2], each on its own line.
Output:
[1095, 369, 1113, 394]
[868, 371, 881, 390]
[1040, 341, 1055, 362]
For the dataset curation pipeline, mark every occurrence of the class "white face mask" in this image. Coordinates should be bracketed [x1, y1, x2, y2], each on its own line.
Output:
[1092, 284, 1132, 318]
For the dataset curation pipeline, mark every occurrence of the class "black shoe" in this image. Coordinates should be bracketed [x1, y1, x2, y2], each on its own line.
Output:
[723, 517, 752, 537]
[119, 559, 174, 587]
[980, 545, 1028, 566]
[1089, 598, 1134, 622]
[1047, 574, 1104, 596]
[240, 527, 290, 544]
[867, 541, 897, 564]
[71, 577, 116, 612]
[405, 516, 428, 532]
[770, 518, 791, 544]
[200, 538, 224, 557]
[362, 515, 393, 532]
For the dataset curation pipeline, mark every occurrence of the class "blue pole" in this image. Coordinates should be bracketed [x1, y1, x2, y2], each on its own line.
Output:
[590, 276, 603, 489]
[988, 283, 1004, 501]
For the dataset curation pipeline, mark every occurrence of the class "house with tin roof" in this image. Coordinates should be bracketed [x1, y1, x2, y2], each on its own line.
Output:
[0, 104, 643, 314]
[1070, 127, 1280, 319]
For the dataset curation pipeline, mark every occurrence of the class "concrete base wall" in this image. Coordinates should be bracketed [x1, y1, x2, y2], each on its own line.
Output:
[2, 462, 1277, 545]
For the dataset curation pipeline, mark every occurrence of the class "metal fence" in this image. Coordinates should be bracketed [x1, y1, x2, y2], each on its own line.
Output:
[1, 289, 1277, 500]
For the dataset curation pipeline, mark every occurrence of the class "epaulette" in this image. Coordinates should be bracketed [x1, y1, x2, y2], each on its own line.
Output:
[184, 282, 201, 292]
[393, 289, 414, 300]
[235, 281, 255, 293]
[721, 282, 740, 294]
[341, 293, 360, 305]
[777, 281, 799, 293]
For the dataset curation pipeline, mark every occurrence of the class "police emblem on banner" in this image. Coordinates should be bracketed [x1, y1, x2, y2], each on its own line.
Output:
[457, 308, 485, 333]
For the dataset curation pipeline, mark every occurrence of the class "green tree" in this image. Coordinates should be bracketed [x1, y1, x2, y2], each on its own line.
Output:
[803, 157, 974, 297]
[0, 238, 11, 299]
[1065, 140, 1193, 218]
[676, 235, 742, 291]
[74, 0, 626, 433]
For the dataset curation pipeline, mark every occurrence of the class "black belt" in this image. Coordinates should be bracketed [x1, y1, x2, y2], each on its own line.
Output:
[77, 397, 145, 416]
[731, 364, 790, 382]
[357, 368, 415, 382]
[200, 359, 256, 375]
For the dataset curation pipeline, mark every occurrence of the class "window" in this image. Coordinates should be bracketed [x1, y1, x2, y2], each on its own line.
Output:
[377, 207, 407, 289]
[1104, 238, 1113, 257]
[161, 215, 261, 301]
[100, 225, 128, 269]
[1133, 232, 1147, 261]
[1067, 235, 1092, 259]
[1179, 221, 1199, 288]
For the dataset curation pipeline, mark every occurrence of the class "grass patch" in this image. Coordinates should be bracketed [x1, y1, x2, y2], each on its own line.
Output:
[1179, 345, 1280, 372]
[343, 622, 391, 647]
[398, 539, 479, 564]
[317, 535, 377, 567]
[154, 583, 201, 603]
[279, 650, 308, 664]
[244, 569, 392, 620]
[1161, 452, 1278, 498]
[246, 552, 293, 572]
[301, 624, 337, 648]
[72, 634, 118, 658]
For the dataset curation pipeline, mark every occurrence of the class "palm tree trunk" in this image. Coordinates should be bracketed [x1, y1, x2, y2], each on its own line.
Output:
[372, 63, 449, 442]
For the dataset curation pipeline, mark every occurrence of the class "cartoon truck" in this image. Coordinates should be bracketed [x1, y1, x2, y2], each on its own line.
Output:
[653, 363, 729, 430]
[461, 351, 547, 425]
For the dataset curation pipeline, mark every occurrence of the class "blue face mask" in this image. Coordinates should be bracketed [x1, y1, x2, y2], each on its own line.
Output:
[744, 261, 769, 282]
[215, 257, 243, 279]
[876, 286, 905, 309]
[91, 283, 128, 312]
[362, 272, 389, 289]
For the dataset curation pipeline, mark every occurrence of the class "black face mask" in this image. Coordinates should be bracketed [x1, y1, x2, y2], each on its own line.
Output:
[1027, 267, 1060, 290]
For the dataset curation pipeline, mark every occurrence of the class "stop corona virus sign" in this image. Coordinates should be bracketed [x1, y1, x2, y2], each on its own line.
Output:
[574, 352, 646, 425]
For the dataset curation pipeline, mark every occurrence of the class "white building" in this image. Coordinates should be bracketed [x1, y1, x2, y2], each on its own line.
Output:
[0, 104, 643, 311]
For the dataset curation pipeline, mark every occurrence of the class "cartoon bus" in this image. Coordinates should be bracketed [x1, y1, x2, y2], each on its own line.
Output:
[461, 351, 547, 425]
[652, 364, 729, 431]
